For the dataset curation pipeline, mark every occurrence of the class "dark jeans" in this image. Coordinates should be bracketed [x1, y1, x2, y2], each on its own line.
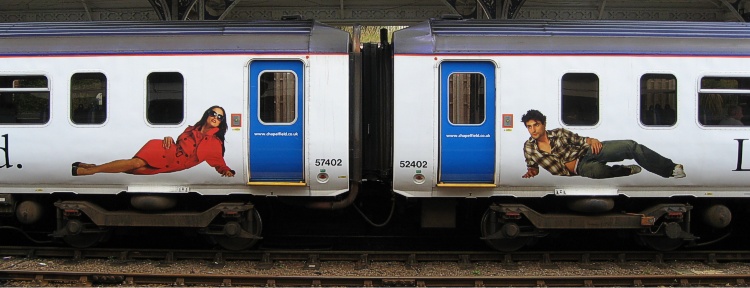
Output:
[575, 140, 676, 179]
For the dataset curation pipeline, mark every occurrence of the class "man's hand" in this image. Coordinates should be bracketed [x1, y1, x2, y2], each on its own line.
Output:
[522, 167, 539, 178]
[587, 138, 602, 154]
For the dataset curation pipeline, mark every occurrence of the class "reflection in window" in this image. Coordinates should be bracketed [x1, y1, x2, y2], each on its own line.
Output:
[448, 73, 485, 125]
[259, 71, 296, 123]
[562, 73, 599, 126]
[147, 72, 184, 125]
[640, 74, 677, 126]
[71, 73, 107, 124]
[699, 77, 750, 126]
[0, 76, 50, 124]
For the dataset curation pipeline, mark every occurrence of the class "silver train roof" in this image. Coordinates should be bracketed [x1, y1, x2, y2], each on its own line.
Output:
[0, 20, 349, 55]
[393, 18, 750, 56]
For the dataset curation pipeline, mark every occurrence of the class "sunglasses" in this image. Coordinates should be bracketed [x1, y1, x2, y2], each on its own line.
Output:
[209, 111, 224, 120]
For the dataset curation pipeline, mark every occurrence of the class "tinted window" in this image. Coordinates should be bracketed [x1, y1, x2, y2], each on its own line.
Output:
[147, 72, 184, 125]
[448, 73, 485, 125]
[0, 76, 50, 124]
[640, 74, 677, 126]
[562, 73, 599, 126]
[698, 77, 750, 126]
[259, 71, 296, 123]
[71, 73, 107, 124]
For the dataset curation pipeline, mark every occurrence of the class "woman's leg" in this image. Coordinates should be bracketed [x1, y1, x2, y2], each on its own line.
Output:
[73, 158, 147, 176]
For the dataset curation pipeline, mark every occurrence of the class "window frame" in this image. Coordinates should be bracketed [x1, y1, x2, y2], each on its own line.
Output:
[146, 72, 185, 126]
[561, 72, 600, 126]
[70, 72, 108, 125]
[697, 75, 750, 128]
[0, 74, 51, 125]
[256, 69, 299, 125]
[446, 71, 487, 126]
[639, 73, 678, 127]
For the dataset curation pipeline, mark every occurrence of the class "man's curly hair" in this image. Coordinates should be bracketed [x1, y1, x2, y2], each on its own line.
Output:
[521, 109, 546, 125]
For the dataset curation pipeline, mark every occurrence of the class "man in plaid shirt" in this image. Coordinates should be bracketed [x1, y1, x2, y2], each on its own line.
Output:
[521, 109, 685, 179]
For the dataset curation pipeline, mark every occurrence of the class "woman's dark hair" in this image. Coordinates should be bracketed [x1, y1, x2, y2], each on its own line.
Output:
[521, 109, 546, 125]
[194, 105, 228, 155]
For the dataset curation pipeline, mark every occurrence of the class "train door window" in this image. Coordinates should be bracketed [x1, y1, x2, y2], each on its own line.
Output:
[70, 73, 107, 124]
[561, 73, 599, 126]
[146, 72, 184, 125]
[0, 76, 49, 124]
[259, 71, 296, 123]
[640, 74, 677, 126]
[448, 73, 485, 124]
[699, 76, 750, 126]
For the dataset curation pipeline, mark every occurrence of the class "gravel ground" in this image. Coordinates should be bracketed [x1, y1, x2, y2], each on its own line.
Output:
[2, 255, 750, 283]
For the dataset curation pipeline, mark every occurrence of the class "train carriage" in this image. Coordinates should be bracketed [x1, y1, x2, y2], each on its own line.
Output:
[0, 20, 351, 249]
[392, 18, 750, 251]
[3, 16, 750, 252]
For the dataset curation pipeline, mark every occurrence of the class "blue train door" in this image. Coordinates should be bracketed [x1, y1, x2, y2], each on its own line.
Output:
[439, 61, 496, 184]
[248, 60, 304, 182]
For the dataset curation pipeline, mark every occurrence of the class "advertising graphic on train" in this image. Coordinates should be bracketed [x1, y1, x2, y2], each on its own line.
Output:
[520, 109, 686, 180]
[71, 106, 235, 177]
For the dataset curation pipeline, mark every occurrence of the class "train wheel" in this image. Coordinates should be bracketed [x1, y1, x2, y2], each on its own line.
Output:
[60, 219, 111, 248]
[637, 221, 688, 251]
[480, 209, 532, 252]
[63, 230, 111, 248]
[637, 235, 684, 251]
[210, 209, 263, 251]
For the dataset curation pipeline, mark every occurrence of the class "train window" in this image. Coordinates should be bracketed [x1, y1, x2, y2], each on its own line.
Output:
[259, 71, 296, 123]
[147, 72, 184, 125]
[698, 77, 750, 126]
[448, 73, 485, 125]
[561, 73, 599, 126]
[640, 74, 677, 126]
[71, 73, 107, 124]
[0, 76, 50, 124]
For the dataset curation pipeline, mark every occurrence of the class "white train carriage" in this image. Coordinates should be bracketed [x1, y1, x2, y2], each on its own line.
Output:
[392, 18, 750, 251]
[0, 20, 351, 249]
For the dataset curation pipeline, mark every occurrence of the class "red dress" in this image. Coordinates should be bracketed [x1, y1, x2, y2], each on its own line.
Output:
[132, 126, 232, 175]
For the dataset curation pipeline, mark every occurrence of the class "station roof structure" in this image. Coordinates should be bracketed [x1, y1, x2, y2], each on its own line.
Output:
[2, 0, 748, 25]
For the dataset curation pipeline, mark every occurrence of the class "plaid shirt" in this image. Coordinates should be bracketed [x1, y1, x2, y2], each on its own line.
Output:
[523, 128, 590, 176]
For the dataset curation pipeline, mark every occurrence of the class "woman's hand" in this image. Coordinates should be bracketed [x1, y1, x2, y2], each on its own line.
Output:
[162, 136, 175, 149]
[221, 169, 235, 177]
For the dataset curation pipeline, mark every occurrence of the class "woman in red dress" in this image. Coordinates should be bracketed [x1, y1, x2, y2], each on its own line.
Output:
[72, 106, 235, 177]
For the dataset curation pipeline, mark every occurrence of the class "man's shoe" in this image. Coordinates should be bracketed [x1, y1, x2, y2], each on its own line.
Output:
[626, 165, 642, 175]
[672, 164, 686, 178]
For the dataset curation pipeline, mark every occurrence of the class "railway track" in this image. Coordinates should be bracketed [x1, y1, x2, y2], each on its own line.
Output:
[2, 246, 750, 286]
[2, 270, 750, 287]
[2, 246, 750, 265]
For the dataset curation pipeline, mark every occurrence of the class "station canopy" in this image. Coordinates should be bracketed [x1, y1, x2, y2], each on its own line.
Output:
[2, 0, 748, 25]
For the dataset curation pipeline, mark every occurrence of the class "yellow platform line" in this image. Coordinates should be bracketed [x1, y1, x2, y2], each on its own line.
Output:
[247, 181, 307, 187]
[437, 183, 497, 188]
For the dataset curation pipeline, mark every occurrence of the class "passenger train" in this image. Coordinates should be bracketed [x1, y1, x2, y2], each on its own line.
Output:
[1, 17, 749, 251]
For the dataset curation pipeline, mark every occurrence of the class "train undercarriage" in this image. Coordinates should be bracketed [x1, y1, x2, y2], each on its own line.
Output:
[478, 197, 734, 252]
[0, 191, 742, 252]
[1, 193, 263, 250]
